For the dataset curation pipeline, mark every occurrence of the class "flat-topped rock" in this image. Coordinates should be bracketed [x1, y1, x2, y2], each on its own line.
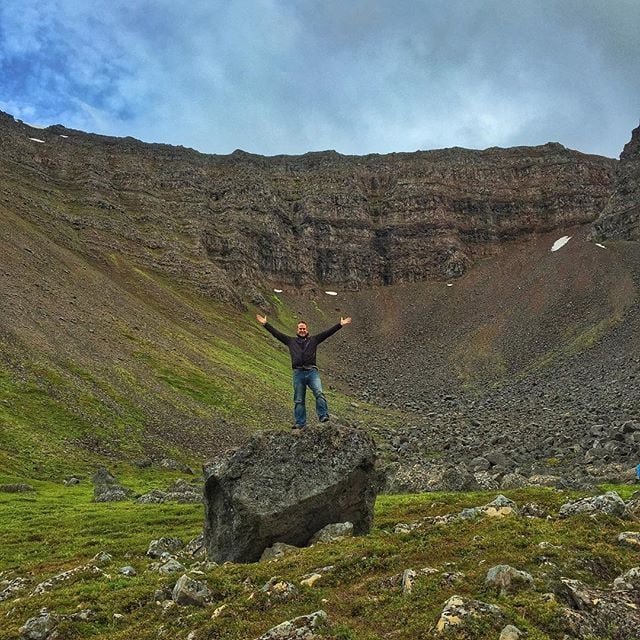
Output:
[203, 424, 380, 563]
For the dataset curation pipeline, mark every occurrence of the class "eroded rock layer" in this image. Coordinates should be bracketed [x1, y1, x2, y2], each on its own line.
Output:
[0, 111, 616, 305]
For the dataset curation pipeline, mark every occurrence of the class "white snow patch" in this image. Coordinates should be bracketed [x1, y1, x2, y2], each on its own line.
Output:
[59, 135, 68, 139]
[446, 283, 453, 287]
[29, 138, 45, 143]
[324, 291, 338, 296]
[25, 122, 45, 129]
[273, 288, 283, 293]
[595, 243, 606, 249]
[551, 235, 572, 252]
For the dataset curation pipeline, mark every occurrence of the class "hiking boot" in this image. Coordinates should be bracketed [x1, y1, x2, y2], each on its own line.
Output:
[292, 425, 304, 435]
[319, 415, 330, 423]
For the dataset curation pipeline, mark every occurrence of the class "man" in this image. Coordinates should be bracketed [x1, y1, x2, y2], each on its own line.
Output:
[256, 314, 352, 432]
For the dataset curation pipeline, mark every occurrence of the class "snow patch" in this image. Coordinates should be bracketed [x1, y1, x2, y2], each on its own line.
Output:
[29, 138, 45, 143]
[25, 122, 45, 129]
[273, 288, 283, 293]
[551, 236, 572, 252]
[595, 243, 606, 249]
[325, 291, 338, 296]
[446, 283, 453, 287]
[59, 135, 68, 139]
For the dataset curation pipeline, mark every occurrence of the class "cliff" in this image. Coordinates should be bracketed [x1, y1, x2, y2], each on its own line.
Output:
[592, 124, 640, 241]
[0, 111, 616, 306]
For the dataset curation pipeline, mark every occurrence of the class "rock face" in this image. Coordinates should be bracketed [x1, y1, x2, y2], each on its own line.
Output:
[203, 424, 380, 563]
[592, 123, 640, 241]
[0, 112, 616, 303]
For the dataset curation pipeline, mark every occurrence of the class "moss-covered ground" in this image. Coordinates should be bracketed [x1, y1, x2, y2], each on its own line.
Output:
[1, 484, 638, 639]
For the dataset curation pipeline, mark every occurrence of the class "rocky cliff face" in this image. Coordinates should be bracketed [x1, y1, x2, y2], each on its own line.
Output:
[592, 124, 640, 241]
[0, 111, 616, 306]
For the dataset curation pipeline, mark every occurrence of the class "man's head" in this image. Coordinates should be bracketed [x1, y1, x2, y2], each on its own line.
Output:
[296, 321, 309, 337]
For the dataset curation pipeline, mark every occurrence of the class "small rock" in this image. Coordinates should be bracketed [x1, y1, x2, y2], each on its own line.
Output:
[261, 577, 297, 600]
[147, 537, 184, 558]
[401, 569, 416, 594]
[256, 610, 329, 640]
[300, 573, 322, 588]
[91, 551, 112, 566]
[119, 566, 137, 577]
[158, 559, 186, 574]
[485, 565, 534, 595]
[618, 531, 640, 548]
[20, 608, 58, 640]
[435, 595, 503, 634]
[500, 624, 523, 640]
[310, 522, 354, 544]
[172, 574, 210, 607]
[613, 566, 640, 591]
[0, 483, 35, 493]
[260, 542, 299, 562]
[559, 491, 626, 518]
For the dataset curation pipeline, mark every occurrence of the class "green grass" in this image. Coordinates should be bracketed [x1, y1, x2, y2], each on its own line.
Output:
[1, 485, 638, 639]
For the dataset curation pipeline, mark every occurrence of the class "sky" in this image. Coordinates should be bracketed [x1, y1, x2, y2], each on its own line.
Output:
[0, 0, 638, 158]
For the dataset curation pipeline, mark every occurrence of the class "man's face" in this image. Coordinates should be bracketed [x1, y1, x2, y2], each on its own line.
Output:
[297, 322, 308, 337]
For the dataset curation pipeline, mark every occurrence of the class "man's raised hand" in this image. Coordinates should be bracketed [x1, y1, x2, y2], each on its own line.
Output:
[256, 314, 267, 325]
[340, 316, 352, 326]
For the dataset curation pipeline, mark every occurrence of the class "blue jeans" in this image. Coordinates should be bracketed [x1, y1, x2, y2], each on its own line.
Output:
[293, 368, 329, 427]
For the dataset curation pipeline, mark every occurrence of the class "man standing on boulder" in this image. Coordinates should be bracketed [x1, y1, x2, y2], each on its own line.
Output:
[256, 314, 351, 432]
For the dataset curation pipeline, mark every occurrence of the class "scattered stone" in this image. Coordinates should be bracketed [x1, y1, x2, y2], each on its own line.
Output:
[613, 567, 640, 591]
[119, 566, 137, 577]
[31, 564, 104, 595]
[20, 608, 58, 640]
[401, 569, 416, 594]
[172, 574, 210, 607]
[164, 478, 202, 503]
[460, 494, 520, 520]
[500, 473, 528, 489]
[256, 610, 329, 640]
[90, 551, 112, 566]
[67, 610, 95, 622]
[261, 577, 297, 600]
[0, 576, 29, 602]
[147, 537, 184, 558]
[204, 425, 380, 563]
[528, 474, 562, 487]
[158, 559, 185, 574]
[63, 477, 80, 486]
[184, 534, 207, 559]
[558, 491, 626, 518]
[521, 502, 548, 518]
[260, 542, 300, 562]
[485, 565, 534, 595]
[309, 522, 353, 544]
[300, 573, 322, 588]
[623, 492, 640, 521]
[92, 467, 129, 502]
[137, 490, 167, 504]
[435, 595, 504, 634]
[557, 577, 640, 639]
[0, 483, 35, 493]
[618, 531, 640, 548]
[473, 471, 500, 490]
[499, 624, 523, 640]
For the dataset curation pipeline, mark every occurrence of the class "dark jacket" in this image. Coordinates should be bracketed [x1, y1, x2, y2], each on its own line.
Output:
[263, 322, 342, 369]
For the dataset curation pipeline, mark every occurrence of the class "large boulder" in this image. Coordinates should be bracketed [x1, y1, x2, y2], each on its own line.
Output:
[203, 425, 380, 563]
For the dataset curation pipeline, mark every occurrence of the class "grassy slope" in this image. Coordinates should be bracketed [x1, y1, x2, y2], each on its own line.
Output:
[1, 485, 639, 639]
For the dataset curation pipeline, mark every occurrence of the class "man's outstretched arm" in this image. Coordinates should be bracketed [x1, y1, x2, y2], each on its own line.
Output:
[256, 314, 290, 345]
[315, 316, 352, 344]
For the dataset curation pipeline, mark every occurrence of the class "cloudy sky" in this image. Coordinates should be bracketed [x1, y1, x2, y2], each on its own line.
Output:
[1, 0, 638, 158]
